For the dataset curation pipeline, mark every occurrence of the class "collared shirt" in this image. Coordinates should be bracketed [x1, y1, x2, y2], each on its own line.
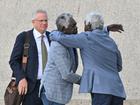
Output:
[33, 28, 50, 79]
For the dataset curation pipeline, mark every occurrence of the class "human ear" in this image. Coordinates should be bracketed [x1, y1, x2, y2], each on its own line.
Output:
[84, 23, 92, 31]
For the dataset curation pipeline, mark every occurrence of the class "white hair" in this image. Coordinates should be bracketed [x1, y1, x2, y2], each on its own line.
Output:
[85, 12, 104, 30]
[56, 13, 73, 28]
[32, 9, 47, 20]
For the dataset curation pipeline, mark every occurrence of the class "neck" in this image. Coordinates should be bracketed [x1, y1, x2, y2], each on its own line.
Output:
[35, 28, 46, 34]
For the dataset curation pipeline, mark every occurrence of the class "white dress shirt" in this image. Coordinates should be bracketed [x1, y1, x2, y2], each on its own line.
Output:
[33, 28, 50, 79]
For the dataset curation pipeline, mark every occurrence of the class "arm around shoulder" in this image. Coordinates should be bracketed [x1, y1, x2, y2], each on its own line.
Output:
[60, 32, 89, 49]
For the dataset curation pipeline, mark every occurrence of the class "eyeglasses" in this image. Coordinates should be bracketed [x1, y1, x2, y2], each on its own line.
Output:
[34, 19, 48, 23]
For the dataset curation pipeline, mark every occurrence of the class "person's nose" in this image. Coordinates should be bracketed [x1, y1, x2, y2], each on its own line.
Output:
[75, 26, 78, 30]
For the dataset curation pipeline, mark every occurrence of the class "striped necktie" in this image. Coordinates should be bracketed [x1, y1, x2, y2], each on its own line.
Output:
[41, 35, 48, 72]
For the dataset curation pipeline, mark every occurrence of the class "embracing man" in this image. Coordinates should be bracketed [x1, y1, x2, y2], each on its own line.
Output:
[50, 12, 126, 105]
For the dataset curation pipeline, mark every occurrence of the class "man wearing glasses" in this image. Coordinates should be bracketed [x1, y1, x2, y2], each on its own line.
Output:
[9, 9, 50, 105]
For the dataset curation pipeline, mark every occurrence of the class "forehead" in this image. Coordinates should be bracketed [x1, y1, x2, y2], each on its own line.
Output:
[35, 12, 48, 19]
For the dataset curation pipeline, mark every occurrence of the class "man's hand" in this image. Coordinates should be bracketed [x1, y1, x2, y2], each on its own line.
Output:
[18, 78, 28, 95]
[50, 30, 61, 41]
[107, 24, 124, 33]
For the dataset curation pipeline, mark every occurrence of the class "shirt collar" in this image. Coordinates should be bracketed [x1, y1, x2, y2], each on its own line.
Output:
[33, 28, 46, 39]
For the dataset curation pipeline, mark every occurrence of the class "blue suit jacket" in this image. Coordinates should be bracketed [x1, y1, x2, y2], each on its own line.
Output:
[50, 29, 126, 98]
[9, 29, 50, 93]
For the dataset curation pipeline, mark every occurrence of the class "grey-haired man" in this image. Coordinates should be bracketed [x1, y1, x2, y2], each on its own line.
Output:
[9, 10, 50, 105]
[50, 12, 126, 105]
[40, 13, 81, 105]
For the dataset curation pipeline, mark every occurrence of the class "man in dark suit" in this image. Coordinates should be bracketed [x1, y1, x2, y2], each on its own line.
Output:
[9, 9, 50, 105]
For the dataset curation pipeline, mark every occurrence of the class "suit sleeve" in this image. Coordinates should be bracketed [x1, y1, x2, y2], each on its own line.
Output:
[9, 32, 26, 84]
[103, 26, 109, 34]
[52, 42, 81, 84]
[51, 32, 88, 49]
[116, 49, 122, 72]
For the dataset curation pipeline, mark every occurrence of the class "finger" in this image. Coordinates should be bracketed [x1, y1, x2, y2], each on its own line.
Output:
[25, 88, 28, 95]
[21, 87, 25, 95]
[20, 87, 24, 95]
[117, 30, 122, 33]
[18, 88, 22, 95]
[119, 25, 124, 31]
[18, 86, 22, 95]
[120, 28, 124, 31]
[121, 27, 124, 31]
[22, 87, 28, 95]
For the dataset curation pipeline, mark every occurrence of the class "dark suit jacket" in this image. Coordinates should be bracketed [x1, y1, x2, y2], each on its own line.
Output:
[9, 29, 50, 93]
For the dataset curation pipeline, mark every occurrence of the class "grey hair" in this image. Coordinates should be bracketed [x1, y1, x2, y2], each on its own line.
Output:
[56, 13, 73, 30]
[85, 12, 104, 30]
[32, 9, 47, 20]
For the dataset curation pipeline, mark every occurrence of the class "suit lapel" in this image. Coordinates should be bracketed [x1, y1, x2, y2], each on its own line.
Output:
[28, 30, 50, 58]
[28, 30, 38, 58]
[45, 31, 51, 45]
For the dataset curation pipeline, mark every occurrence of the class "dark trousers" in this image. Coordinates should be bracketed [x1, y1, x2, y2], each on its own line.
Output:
[91, 93, 124, 105]
[22, 80, 43, 105]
